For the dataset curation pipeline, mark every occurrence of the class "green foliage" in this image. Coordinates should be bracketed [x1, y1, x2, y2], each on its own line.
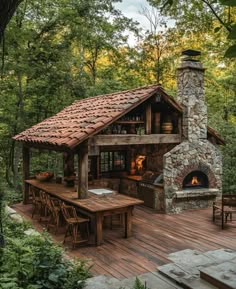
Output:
[148, 0, 236, 58]
[132, 278, 150, 289]
[0, 0, 139, 189]
[0, 218, 92, 289]
[224, 44, 236, 57]
[220, 0, 236, 6]
[0, 0, 235, 197]
[120, 277, 150, 289]
[228, 24, 236, 39]
[209, 112, 236, 194]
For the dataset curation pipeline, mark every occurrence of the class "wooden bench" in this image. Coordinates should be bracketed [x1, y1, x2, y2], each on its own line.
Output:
[213, 194, 236, 229]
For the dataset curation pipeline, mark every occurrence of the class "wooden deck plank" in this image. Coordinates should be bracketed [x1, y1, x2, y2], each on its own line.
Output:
[12, 203, 236, 280]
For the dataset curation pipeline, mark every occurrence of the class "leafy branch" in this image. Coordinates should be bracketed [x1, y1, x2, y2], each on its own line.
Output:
[157, 0, 236, 57]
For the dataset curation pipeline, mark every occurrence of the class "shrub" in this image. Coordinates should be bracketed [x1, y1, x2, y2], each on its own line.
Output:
[0, 218, 92, 289]
[120, 277, 150, 289]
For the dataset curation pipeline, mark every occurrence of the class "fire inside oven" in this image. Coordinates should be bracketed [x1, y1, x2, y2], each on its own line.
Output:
[183, 170, 208, 190]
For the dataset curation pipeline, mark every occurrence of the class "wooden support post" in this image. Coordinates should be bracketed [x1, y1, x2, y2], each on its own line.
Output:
[77, 140, 88, 199]
[95, 212, 103, 246]
[129, 147, 136, 175]
[145, 104, 152, 134]
[96, 155, 100, 179]
[178, 116, 182, 135]
[125, 207, 133, 238]
[154, 112, 161, 134]
[63, 152, 74, 177]
[22, 146, 30, 204]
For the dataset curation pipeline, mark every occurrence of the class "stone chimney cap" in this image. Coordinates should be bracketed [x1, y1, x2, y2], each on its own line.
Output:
[182, 49, 201, 57]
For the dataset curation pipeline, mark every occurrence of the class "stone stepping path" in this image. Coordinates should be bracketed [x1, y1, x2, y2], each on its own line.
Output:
[200, 261, 236, 289]
[159, 249, 236, 289]
[85, 249, 236, 289]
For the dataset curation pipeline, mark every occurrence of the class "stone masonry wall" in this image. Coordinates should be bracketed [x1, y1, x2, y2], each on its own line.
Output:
[163, 58, 223, 213]
[163, 140, 222, 213]
[177, 61, 207, 141]
[146, 144, 176, 172]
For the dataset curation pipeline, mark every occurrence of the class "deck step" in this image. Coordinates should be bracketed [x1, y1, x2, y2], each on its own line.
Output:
[167, 249, 216, 267]
[200, 259, 236, 289]
[204, 249, 236, 263]
[157, 248, 236, 289]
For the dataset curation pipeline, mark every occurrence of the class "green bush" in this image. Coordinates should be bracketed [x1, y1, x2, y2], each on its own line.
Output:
[0, 218, 92, 289]
[120, 277, 150, 289]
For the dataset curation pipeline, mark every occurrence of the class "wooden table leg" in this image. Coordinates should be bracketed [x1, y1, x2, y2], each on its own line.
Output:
[125, 207, 133, 238]
[95, 212, 103, 246]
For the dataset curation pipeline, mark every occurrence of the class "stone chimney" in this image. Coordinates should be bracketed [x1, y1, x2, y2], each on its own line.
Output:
[177, 50, 207, 142]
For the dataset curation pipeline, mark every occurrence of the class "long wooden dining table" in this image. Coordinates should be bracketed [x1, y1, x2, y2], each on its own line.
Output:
[25, 179, 143, 245]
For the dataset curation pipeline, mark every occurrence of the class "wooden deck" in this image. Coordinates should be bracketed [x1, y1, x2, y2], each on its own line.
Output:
[12, 203, 236, 280]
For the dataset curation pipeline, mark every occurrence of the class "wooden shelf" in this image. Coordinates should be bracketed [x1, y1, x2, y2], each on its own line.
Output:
[115, 121, 144, 124]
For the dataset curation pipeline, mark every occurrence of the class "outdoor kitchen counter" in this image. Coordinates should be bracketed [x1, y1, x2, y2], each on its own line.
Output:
[120, 175, 165, 211]
[124, 175, 164, 187]
[126, 175, 142, 181]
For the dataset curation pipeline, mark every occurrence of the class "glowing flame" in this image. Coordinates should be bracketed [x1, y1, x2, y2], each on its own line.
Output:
[191, 176, 199, 185]
[135, 155, 146, 171]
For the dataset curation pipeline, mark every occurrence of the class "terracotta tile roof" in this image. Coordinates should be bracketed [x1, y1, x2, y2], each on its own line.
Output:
[207, 126, 225, 145]
[13, 84, 224, 149]
[14, 85, 176, 149]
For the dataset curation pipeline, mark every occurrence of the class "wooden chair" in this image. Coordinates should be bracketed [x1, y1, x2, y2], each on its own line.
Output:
[38, 190, 51, 222]
[46, 197, 62, 233]
[31, 186, 41, 219]
[60, 203, 89, 248]
[213, 194, 236, 229]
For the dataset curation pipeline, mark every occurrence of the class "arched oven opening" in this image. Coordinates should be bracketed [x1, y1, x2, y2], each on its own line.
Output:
[183, 170, 209, 190]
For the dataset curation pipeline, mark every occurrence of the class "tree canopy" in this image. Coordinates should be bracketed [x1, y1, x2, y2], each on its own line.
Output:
[0, 0, 235, 192]
[148, 0, 236, 57]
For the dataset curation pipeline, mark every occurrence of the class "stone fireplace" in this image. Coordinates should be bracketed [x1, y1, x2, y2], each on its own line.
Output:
[163, 52, 222, 213]
[183, 170, 208, 190]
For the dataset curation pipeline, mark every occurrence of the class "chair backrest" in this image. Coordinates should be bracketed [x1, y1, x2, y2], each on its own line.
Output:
[60, 203, 78, 222]
[222, 194, 236, 206]
[50, 197, 62, 210]
[39, 190, 47, 203]
[46, 196, 61, 219]
[31, 186, 40, 201]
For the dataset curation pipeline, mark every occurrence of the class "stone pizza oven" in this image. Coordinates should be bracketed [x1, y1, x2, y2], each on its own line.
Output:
[163, 51, 222, 213]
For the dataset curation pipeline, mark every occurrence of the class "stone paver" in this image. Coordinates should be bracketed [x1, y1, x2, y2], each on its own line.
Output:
[200, 260, 236, 289]
[168, 249, 216, 268]
[204, 249, 236, 262]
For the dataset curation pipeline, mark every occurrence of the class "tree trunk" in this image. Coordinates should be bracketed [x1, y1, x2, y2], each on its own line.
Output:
[0, 0, 23, 42]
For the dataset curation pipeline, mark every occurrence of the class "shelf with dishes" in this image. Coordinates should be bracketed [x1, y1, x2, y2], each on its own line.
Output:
[101, 122, 146, 135]
[115, 121, 144, 124]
